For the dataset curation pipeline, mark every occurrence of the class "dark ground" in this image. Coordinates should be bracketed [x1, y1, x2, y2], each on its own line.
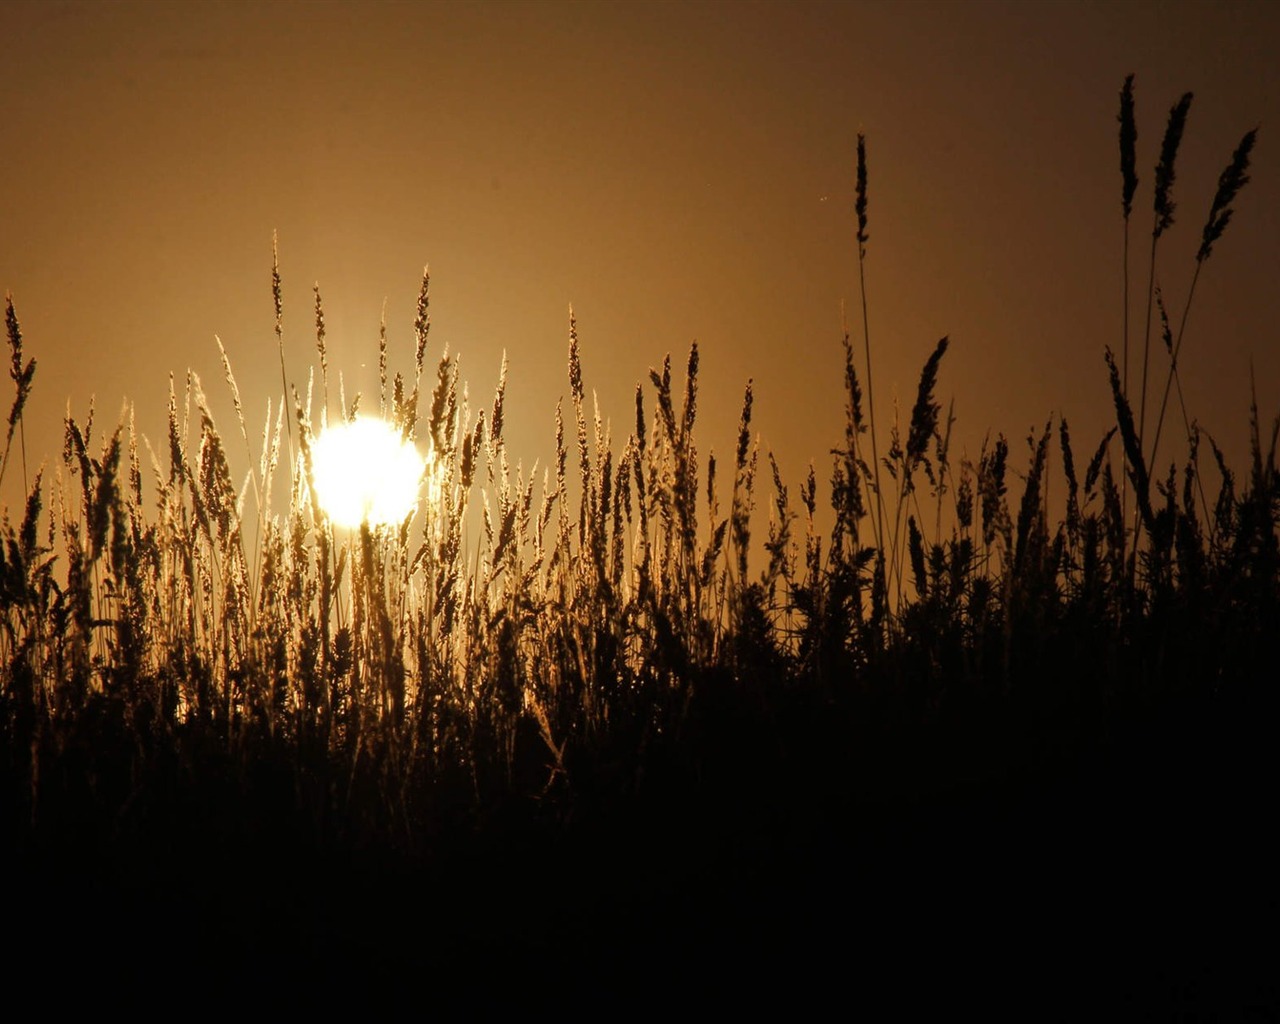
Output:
[7, 679, 1276, 1018]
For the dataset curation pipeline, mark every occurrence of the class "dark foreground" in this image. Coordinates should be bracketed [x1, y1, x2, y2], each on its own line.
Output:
[7, 679, 1276, 1019]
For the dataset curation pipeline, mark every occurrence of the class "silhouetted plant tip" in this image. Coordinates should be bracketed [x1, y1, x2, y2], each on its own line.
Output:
[855, 131, 869, 256]
[1139, 90, 1194, 452]
[378, 299, 389, 417]
[906, 336, 948, 468]
[414, 267, 431, 385]
[314, 282, 329, 420]
[1154, 92, 1193, 239]
[1119, 73, 1138, 219]
[2, 295, 35, 494]
[1060, 417, 1081, 537]
[1107, 346, 1154, 531]
[1198, 127, 1258, 263]
[852, 131, 887, 594]
[1155, 285, 1173, 356]
[1083, 426, 1116, 497]
[1149, 122, 1259, 484]
[271, 230, 295, 485]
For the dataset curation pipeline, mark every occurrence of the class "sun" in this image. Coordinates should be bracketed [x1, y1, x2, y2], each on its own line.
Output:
[310, 417, 428, 528]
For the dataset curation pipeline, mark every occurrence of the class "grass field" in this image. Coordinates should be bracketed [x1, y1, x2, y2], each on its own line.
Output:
[2, 81, 1276, 1015]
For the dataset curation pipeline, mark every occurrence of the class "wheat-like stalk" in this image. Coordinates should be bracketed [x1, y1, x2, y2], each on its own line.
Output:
[1137, 91, 1193, 457]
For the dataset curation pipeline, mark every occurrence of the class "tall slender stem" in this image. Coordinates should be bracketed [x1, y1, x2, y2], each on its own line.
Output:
[854, 134, 888, 617]
[1119, 216, 1131, 540]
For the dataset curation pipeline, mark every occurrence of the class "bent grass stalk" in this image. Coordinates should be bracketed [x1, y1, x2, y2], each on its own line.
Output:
[1118, 73, 1138, 546]
[853, 133, 890, 629]
[1148, 127, 1259, 474]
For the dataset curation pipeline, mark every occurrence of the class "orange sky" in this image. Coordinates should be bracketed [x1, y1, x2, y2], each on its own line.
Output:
[2, 0, 1278, 529]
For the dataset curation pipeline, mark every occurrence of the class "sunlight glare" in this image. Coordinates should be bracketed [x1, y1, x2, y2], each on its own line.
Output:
[311, 417, 427, 528]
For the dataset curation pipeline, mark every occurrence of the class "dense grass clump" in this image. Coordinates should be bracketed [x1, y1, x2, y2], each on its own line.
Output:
[1, 81, 1275, 1008]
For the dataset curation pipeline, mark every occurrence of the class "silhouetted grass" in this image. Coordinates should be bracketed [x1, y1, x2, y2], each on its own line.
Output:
[1, 80, 1275, 1014]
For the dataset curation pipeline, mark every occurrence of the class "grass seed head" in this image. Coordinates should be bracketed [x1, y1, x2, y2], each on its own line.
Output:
[856, 131, 869, 256]
[1154, 92, 1193, 239]
[1198, 127, 1258, 262]
[1119, 73, 1138, 219]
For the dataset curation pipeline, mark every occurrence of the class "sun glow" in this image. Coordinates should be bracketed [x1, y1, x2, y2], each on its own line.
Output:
[310, 417, 427, 528]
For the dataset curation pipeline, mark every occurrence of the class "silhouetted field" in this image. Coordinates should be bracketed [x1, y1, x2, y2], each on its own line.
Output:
[2, 81, 1276, 1015]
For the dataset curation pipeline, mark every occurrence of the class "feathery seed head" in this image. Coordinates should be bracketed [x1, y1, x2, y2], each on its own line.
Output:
[1198, 127, 1257, 262]
[681, 342, 699, 441]
[1154, 92, 1193, 239]
[414, 267, 431, 380]
[855, 132, 869, 256]
[1119, 74, 1138, 218]
[906, 336, 949, 466]
[491, 351, 508, 445]
[568, 309, 584, 406]
[735, 380, 754, 473]
[634, 384, 646, 456]
[271, 230, 282, 339]
[1155, 285, 1173, 355]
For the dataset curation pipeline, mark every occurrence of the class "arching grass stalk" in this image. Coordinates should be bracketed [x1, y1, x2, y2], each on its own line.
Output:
[272, 231, 294, 487]
[1128, 91, 1191, 569]
[1147, 127, 1258, 477]
[1138, 92, 1192, 451]
[214, 333, 268, 610]
[1118, 74, 1138, 544]
[314, 283, 330, 428]
[888, 336, 948, 608]
[1, 295, 34, 499]
[853, 133, 889, 619]
[2, 296, 35, 496]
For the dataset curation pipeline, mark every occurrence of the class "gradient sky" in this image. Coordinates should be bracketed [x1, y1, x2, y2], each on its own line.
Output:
[2, 0, 1278, 529]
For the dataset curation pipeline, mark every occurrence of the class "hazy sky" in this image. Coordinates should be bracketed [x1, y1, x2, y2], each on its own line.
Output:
[2, 0, 1278, 526]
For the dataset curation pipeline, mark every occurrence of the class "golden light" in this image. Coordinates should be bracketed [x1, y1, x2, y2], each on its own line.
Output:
[310, 417, 427, 528]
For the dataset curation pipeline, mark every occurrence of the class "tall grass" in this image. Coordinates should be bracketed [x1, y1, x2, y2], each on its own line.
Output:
[1, 81, 1275, 876]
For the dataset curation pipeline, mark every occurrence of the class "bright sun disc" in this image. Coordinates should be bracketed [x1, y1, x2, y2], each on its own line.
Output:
[311, 418, 427, 528]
